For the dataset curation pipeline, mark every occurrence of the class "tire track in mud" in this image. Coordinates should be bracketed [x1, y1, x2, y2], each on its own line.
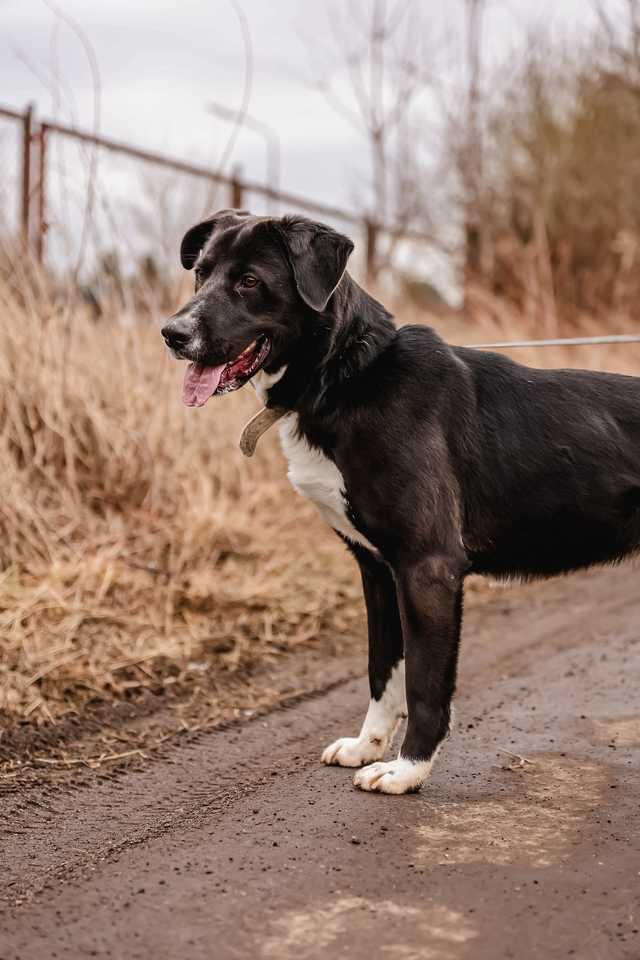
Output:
[1, 565, 638, 904]
[0, 675, 370, 899]
[1, 564, 639, 959]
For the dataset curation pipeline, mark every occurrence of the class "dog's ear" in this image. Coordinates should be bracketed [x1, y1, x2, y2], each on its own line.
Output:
[180, 210, 251, 269]
[180, 216, 218, 270]
[180, 214, 218, 270]
[275, 217, 354, 312]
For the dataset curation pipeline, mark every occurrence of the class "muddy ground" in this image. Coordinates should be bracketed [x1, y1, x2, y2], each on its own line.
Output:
[1, 564, 639, 959]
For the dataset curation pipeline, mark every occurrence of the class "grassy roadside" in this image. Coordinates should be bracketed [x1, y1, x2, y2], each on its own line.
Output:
[1, 271, 638, 761]
[0, 276, 362, 737]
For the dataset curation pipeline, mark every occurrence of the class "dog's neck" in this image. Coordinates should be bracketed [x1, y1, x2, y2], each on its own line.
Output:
[327, 272, 396, 377]
[266, 272, 396, 419]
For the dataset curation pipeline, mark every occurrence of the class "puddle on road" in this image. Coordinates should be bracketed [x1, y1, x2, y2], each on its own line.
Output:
[591, 715, 640, 747]
[261, 897, 476, 960]
[416, 756, 608, 868]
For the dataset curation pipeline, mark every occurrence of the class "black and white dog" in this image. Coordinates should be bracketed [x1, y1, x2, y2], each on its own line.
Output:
[162, 209, 640, 795]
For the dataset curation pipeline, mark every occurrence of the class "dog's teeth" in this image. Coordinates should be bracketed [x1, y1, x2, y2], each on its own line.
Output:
[239, 340, 256, 358]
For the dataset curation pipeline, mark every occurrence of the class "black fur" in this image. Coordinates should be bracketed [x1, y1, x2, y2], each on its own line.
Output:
[273, 217, 354, 311]
[163, 210, 640, 774]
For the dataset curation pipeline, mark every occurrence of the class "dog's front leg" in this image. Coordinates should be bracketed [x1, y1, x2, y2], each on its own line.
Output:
[354, 554, 463, 795]
[322, 546, 405, 768]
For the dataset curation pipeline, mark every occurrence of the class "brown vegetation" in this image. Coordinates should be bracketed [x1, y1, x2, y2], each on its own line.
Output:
[458, 5, 640, 327]
[0, 267, 362, 731]
[3, 1, 640, 747]
[2, 255, 638, 745]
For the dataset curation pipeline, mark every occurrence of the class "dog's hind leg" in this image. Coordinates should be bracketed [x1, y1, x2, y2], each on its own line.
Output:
[321, 545, 405, 768]
[354, 553, 463, 794]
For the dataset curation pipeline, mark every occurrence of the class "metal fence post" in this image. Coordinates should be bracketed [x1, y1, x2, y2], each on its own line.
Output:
[21, 103, 34, 250]
[230, 165, 244, 209]
[36, 123, 48, 265]
[365, 218, 378, 284]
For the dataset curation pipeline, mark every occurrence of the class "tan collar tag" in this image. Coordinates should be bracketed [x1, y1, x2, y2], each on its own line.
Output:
[239, 406, 287, 457]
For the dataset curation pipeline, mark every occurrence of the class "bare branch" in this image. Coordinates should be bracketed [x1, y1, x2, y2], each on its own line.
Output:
[304, 0, 436, 278]
[40, 0, 102, 285]
[205, 0, 253, 209]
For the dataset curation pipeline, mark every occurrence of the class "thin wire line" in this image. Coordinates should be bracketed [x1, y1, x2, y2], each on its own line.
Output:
[465, 334, 640, 349]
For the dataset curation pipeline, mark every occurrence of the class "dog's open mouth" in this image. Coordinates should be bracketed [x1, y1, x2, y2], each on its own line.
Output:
[182, 337, 270, 408]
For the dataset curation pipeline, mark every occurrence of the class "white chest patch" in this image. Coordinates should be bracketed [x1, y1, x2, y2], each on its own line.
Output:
[278, 413, 376, 552]
[252, 366, 287, 403]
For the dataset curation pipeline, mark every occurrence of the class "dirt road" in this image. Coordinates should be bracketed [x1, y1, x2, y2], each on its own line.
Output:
[1, 565, 639, 959]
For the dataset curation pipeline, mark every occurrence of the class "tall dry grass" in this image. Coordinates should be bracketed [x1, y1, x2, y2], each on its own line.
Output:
[0, 270, 361, 726]
[2, 254, 639, 734]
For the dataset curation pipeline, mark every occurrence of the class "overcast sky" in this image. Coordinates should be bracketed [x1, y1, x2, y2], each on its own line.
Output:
[0, 0, 626, 283]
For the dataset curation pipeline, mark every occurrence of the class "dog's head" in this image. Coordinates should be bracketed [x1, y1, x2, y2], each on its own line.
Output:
[161, 210, 354, 407]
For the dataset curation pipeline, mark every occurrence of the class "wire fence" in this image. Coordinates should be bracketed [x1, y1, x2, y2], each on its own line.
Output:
[468, 334, 640, 350]
[0, 101, 434, 285]
[2, 101, 639, 353]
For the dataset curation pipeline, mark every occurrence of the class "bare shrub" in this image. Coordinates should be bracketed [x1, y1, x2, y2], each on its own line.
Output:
[464, 11, 640, 327]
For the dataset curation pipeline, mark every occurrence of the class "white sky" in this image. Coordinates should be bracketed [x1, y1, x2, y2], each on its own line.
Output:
[3, 0, 618, 204]
[0, 0, 627, 286]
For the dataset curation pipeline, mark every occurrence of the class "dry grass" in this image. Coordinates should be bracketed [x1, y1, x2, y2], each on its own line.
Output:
[1, 263, 638, 738]
[0, 272, 361, 728]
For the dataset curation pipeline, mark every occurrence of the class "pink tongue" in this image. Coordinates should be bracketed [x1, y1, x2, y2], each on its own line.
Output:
[182, 362, 226, 407]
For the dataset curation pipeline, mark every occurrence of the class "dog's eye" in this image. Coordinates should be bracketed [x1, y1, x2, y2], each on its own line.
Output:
[240, 274, 259, 289]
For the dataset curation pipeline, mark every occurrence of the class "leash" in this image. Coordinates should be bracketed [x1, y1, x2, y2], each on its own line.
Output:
[466, 334, 640, 349]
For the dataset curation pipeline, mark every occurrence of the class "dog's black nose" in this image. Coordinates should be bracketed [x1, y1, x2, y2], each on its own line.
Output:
[161, 323, 191, 351]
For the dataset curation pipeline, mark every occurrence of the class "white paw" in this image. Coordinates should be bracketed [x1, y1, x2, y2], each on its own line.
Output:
[321, 735, 387, 768]
[353, 757, 433, 795]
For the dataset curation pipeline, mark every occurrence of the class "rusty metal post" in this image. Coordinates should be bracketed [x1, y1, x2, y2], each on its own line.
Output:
[230, 165, 244, 209]
[365, 219, 378, 285]
[36, 123, 48, 265]
[20, 103, 34, 249]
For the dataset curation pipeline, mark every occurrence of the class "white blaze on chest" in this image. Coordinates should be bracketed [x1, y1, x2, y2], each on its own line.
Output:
[278, 414, 376, 552]
[252, 366, 287, 403]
